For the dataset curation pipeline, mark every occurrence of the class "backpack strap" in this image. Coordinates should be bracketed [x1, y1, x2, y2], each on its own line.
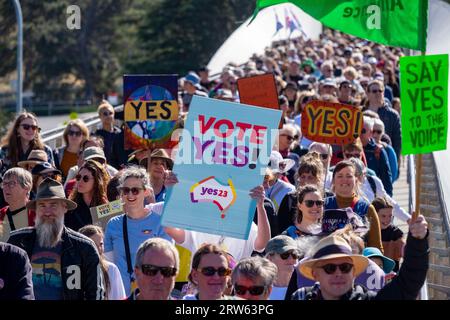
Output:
[324, 196, 338, 210]
[353, 199, 370, 219]
[367, 175, 377, 196]
[123, 215, 135, 285]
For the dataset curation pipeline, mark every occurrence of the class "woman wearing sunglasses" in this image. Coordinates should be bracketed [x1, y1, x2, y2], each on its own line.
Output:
[265, 235, 299, 300]
[104, 166, 172, 296]
[231, 256, 277, 300]
[326, 160, 383, 251]
[183, 244, 235, 300]
[54, 119, 89, 181]
[278, 154, 329, 233]
[64, 160, 109, 231]
[0, 112, 54, 184]
[282, 185, 323, 239]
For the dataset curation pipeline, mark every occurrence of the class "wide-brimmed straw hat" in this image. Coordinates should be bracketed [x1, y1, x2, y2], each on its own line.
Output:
[18, 150, 48, 168]
[298, 234, 369, 280]
[139, 149, 174, 170]
[26, 178, 77, 211]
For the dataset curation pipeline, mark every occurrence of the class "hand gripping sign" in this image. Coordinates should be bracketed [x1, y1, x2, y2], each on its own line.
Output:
[301, 100, 363, 144]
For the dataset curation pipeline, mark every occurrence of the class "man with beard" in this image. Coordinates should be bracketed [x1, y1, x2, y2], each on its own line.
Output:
[8, 178, 104, 300]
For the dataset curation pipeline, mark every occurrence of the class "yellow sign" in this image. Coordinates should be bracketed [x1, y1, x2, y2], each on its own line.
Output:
[90, 200, 124, 230]
[124, 100, 178, 121]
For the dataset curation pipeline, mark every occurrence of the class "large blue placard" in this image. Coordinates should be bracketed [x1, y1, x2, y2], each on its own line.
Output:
[161, 96, 282, 239]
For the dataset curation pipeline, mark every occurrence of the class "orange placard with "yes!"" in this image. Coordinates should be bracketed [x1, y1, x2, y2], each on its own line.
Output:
[301, 100, 363, 145]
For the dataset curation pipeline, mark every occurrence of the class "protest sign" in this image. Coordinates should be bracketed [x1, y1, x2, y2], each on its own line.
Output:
[300, 100, 363, 144]
[90, 200, 123, 230]
[237, 73, 280, 110]
[162, 96, 282, 240]
[123, 75, 179, 150]
[400, 54, 448, 155]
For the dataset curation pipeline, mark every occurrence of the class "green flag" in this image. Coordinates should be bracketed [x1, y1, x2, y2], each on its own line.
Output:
[400, 54, 448, 155]
[252, 0, 428, 51]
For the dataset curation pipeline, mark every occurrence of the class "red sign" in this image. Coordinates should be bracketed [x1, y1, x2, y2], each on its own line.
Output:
[237, 74, 279, 110]
[301, 100, 363, 145]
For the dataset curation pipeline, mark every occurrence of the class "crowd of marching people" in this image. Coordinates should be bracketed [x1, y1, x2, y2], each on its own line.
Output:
[0, 29, 429, 301]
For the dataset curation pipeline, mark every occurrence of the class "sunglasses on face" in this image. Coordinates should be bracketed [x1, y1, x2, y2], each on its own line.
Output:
[303, 199, 324, 208]
[21, 124, 40, 132]
[344, 153, 361, 158]
[234, 284, 266, 296]
[198, 266, 232, 277]
[280, 250, 300, 260]
[319, 153, 329, 160]
[68, 130, 82, 137]
[121, 187, 145, 195]
[318, 263, 354, 274]
[141, 264, 177, 278]
[281, 134, 295, 141]
[76, 174, 91, 182]
[41, 173, 57, 179]
[102, 111, 114, 117]
[373, 129, 383, 135]
[370, 89, 383, 94]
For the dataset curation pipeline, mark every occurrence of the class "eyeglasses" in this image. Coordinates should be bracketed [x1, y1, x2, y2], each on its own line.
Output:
[68, 130, 82, 137]
[319, 154, 329, 160]
[280, 250, 300, 260]
[40, 173, 57, 179]
[344, 153, 361, 158]
[20, 124, 40, 132]
[121, 187, 145, 195]
[370, 89, 383, 94]
[281, 134, 295, 141]
[234, 284, 266, 296]
[91, 158, 106, 165]
[373, 130, 383, 135]
[102, 111, 114, 117]
[318, 263, 354, 274]
[141, 264, 177, 278]
[76, 174, 92, 183]
[0, 180, 17, 189]
[303, 200, 324, 208]
[198, 266, 232, 277]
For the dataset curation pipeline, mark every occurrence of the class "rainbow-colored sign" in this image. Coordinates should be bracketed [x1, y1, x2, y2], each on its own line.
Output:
[123, 75, 179, 150]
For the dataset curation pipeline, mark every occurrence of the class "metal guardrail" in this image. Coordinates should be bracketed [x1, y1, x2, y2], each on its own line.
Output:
[433, 153, 450, 249]
[41, 105, 122, 149]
